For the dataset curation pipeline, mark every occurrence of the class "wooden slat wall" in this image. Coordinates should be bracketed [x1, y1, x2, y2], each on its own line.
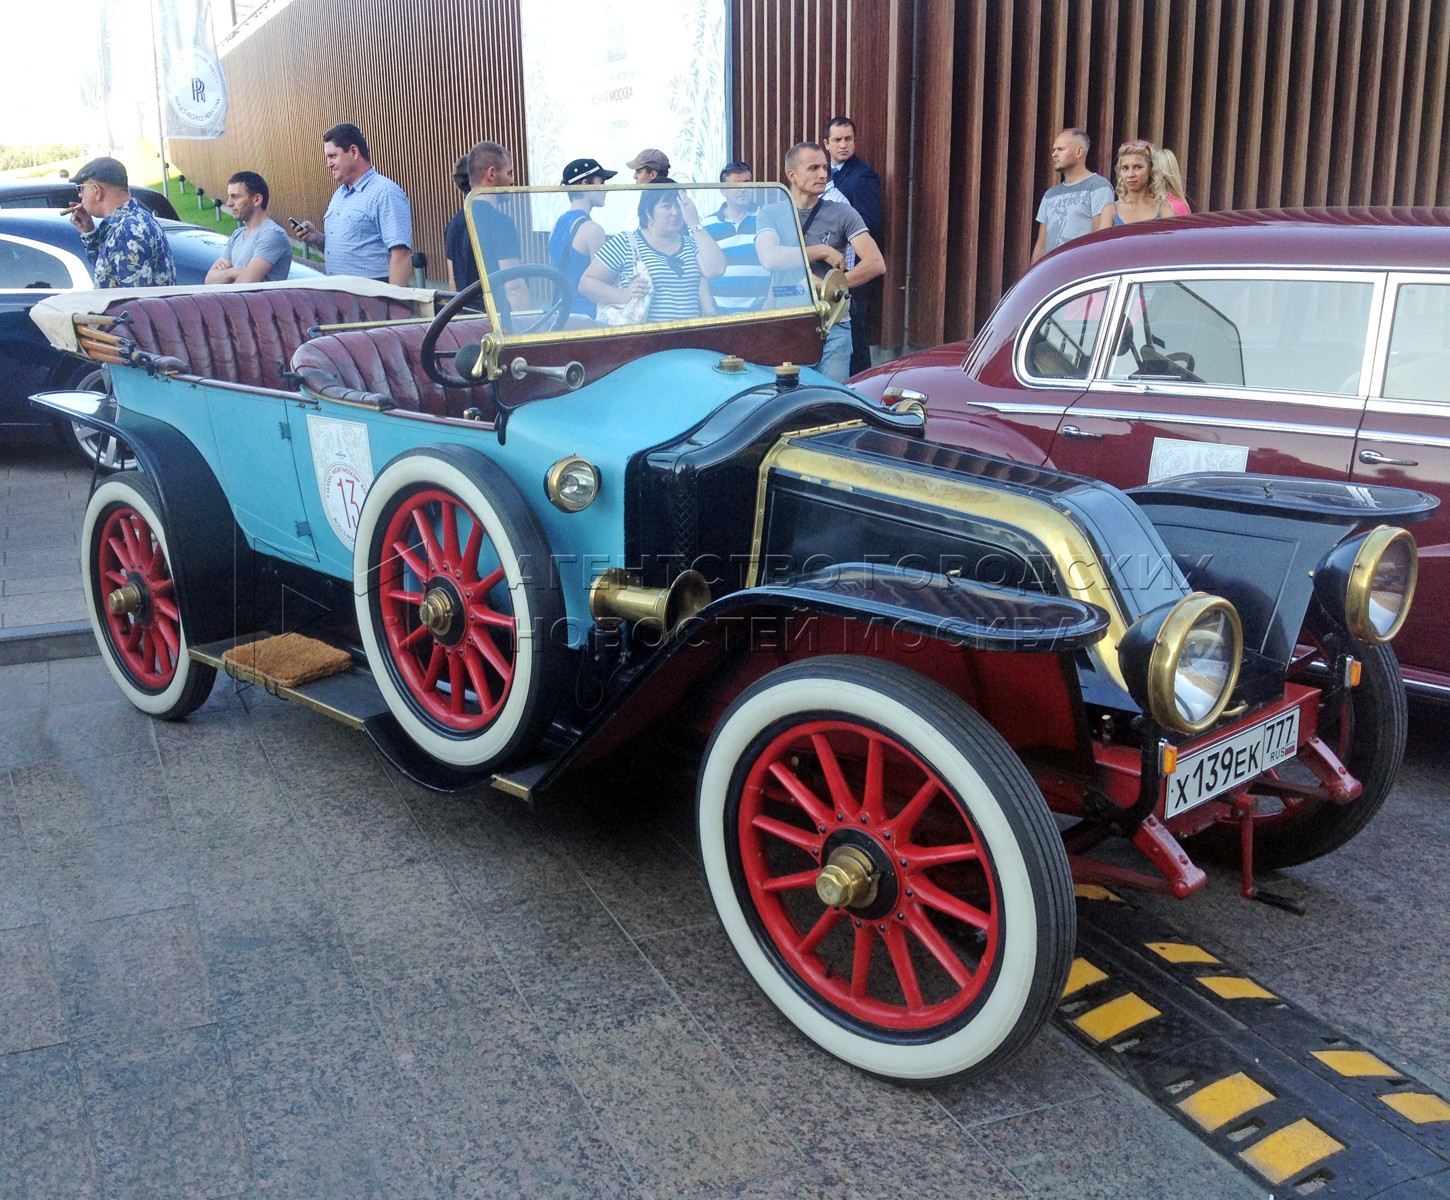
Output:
[169, 0, 527, 284]
[734, 0, 1450, 351]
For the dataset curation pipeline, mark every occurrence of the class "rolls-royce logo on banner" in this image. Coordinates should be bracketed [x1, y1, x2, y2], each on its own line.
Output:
[156, 0, 229, 139]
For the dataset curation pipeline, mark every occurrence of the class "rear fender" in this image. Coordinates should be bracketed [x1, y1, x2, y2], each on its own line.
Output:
[53, 398, 256, 645]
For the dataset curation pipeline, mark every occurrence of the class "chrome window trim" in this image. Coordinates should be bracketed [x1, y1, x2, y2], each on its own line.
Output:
[1369, 272, 1450, 402]
[1358, 426, 1450, 450]
[1082, 378, 1369, 413]
[0, 232, 91, 291]
[1013, 274, 1124, 389]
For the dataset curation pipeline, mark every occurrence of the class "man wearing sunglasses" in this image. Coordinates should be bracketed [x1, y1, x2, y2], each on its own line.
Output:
[1031, 127, 1113, 264]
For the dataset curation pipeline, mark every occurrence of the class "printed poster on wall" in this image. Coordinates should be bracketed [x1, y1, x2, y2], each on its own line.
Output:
[519, 0, 729, 232]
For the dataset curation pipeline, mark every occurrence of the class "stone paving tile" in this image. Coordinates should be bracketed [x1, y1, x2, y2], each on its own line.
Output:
[969, 1072, 1261, 1200]
[27, 817, 192, 928]
[0, 690, 51, 769]
[931, 1025, 1107, 1128]
[0, 1043, 102, 1199]
[76, 1025, 252, 1200]
[0, 812, 44, 931]
[0, 924, 67, 1053]
[10, 753, 175, 839]
[286, 782, 436, 877]
[2, 568, 82, 596]
[554, 1003, 802, 1198]
[40, 695, 160, 765]
[801, 1129, 1032, 1200]
[50, 906, 215, 1041]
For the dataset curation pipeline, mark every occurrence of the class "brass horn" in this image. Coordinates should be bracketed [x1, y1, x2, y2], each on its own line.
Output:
[589, 568, 711, 635]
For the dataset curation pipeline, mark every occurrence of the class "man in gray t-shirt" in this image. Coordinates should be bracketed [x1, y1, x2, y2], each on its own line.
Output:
[1031, 128, 1114, 263]
[206, 170, 293, 284]
[755, 142, 884, 381]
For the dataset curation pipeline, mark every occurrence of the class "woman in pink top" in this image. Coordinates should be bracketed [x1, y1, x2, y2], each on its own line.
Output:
[1156, 147, 1193, 215]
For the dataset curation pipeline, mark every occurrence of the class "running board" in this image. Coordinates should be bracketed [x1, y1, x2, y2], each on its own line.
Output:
[189, 635, 561, 798]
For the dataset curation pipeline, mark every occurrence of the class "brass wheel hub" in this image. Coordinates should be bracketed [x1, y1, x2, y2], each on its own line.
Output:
[107, 581, 143, 617]
[417, 587, 456, 637]
[815, 846, 880, 909]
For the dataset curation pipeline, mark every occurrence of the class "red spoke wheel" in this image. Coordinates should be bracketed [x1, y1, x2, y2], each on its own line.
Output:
[699, 657, 1074, 1083]
[355, 447, 566, 771]
[1187, 636, 1406, 869]
[81, 473, 215, 719]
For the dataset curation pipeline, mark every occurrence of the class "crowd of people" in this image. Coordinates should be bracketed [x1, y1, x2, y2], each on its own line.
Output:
[60, 119, 1181, 383]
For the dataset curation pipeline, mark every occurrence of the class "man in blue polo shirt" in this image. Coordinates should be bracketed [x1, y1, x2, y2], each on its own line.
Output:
[295, 122, 412, 284]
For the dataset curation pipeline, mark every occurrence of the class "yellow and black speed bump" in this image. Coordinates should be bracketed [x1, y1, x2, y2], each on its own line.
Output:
[1055, 888, 1450, 1198]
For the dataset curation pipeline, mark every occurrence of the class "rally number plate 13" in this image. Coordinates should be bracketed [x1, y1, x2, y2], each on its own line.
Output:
[1165, 708, 1301, 818]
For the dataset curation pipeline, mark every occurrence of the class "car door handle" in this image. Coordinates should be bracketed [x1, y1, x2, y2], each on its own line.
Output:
[1060, 424, 1103, 439]
[1359, 449, 1419, 467]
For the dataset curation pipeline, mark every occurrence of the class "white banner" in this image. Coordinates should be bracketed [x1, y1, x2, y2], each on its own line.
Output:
[519, 0, 729, 226]
[156, 0, 229, 139]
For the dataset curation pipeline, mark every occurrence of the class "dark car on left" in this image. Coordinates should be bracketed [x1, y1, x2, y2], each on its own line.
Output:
[0, 178, 180, 221]
[1, 208, 320, 467]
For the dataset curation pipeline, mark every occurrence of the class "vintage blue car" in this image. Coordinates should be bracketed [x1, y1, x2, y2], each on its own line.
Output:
[30, 182, 1434, 1084]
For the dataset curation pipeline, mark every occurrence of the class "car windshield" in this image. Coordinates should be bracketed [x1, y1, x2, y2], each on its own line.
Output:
[463, 183, 815, 342]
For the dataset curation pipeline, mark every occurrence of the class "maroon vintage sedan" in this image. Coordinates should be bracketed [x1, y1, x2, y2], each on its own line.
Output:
[854, 208, 1450, 696]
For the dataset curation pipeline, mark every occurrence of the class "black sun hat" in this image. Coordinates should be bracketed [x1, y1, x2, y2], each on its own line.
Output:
[561, 157, 617, 185]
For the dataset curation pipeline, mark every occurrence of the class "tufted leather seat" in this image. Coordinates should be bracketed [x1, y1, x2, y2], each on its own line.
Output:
[289, 319, 496, 421]
[104, 290, 416, 392]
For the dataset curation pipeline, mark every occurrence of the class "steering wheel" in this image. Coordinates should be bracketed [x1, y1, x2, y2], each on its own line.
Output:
[420, 263, 576, 389]
[1166, 351, 1196, 373]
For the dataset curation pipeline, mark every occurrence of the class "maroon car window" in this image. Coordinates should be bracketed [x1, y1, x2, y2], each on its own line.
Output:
[1106, 277, 1374, 396]
[1023, 286, 1109, 380]
[1383, 282, 1450, 403]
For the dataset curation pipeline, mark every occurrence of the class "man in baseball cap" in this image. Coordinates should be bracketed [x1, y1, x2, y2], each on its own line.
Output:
[551, 157, 616, 316]
[626, 148, 670, 183]
[561, 157, 616, 186]
[68, 156, 176, 287]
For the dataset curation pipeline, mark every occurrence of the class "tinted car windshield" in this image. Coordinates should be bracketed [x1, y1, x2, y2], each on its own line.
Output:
[463, 183, 815, 340]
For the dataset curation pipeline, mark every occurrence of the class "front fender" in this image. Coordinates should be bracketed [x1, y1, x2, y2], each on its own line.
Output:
[530, 565, 1106, 797]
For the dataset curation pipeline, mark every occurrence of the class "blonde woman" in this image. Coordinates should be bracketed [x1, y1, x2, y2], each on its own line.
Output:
[1093, 141, 1175, 230]
[1155, 146, 1192, 214]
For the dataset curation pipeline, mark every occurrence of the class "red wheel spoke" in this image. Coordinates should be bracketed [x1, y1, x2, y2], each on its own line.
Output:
[468, 603, 514, 630]
[888, 777, 941, 842]
[399, 623, 431, 650]
[151, 577, 173, 598]
[391, 540, 430, 584]
[103, 568, 128, 588]
[137, 627, 153, 673]
[117, 517, 142, 566]
[862, 733, 886, 823]
[749, 812, 819, 855]
[911, 875, 991, 931]
[461, 523, 484, 583]
[761, 868, 821, 894]
[468, 627, 513, 683]
[440, 501, 462, 565]
[153, 615, 180, 664]
[409, 506, 443, 569]
[477, 565, 506, 595]
[152, 597, 180, 623]
[795, 906, 842, 956]
[810, 733, 859, 819]
[882, 922, 924, 1009]
[765, 761, 835, 829]
[423, 644, 445, 691]
[903, 842, 980, 871]
[107, 534, 134, 571]
[145, 540, 163, 577]
[462, 644, 495, 712]
[850, 924, 874, 998]
[447, 653, 467, 715]
[386, 587, 423, 605]
[124, 622, 143, 652]
[904, 910, 975, 987]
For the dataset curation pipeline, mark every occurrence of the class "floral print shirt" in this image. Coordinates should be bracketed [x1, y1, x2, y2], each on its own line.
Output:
[79, 198, 176, 288]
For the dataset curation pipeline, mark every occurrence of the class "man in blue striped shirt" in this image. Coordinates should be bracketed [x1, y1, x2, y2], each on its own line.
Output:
[295, 123, 412, 285]
[703, 162, 770, 315]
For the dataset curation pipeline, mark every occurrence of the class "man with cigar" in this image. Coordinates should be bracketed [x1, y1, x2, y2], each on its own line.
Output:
[66, 156, 176, 288]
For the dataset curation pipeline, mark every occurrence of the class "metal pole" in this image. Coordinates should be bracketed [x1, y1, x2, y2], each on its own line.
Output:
[149, 0, 169, 198]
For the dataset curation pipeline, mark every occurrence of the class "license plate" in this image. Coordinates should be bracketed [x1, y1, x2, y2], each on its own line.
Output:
[1165, 707, 1301, 818]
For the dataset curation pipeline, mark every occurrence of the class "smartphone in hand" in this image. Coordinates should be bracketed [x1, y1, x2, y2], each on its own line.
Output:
[287, 217, 302, 229]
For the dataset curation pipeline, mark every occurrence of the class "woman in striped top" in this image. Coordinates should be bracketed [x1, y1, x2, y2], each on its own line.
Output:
[581, 189, 725, 323]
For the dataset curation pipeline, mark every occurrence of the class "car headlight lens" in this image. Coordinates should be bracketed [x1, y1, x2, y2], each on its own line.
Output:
[1119, 593, 1243, 734]
[1313, 525, 1418, 645]
[545, 455, 600, 513]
